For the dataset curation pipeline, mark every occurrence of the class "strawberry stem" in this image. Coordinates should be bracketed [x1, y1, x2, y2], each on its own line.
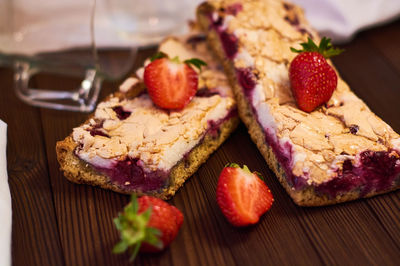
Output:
[130, 242, 141, 262]
[148, 51, 207, 71]
[184, 58, 207, 71]
[225, 162, 240, 168]
[254, 171, 265, 182]
[290, 37, 344, 58]
[171, 56, 181, 64]
[113, 195, 162, 261]
[242, 165, 251, 173]
[150, 52, 168, 62]
[225, 163, 266, 181]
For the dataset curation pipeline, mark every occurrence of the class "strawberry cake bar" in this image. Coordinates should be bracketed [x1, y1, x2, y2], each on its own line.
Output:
[197, 0, 400, 206]
[56, 34, 239, 199]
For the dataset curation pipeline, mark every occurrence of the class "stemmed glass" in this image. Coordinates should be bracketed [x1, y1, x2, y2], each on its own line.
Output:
[0, 0, 199, 112]
[0, 0, 136, 112]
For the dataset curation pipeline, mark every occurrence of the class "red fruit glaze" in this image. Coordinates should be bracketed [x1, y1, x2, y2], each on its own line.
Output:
[144, 58, 198, 110]
[216, 165, 273, 227]
[289, 51, 337, 112]
[137, 196, 183, 252]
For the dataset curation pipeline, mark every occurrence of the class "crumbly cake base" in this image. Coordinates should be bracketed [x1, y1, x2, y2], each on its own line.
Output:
[56, 110, 239, 200]
[197, 5, 400, 206]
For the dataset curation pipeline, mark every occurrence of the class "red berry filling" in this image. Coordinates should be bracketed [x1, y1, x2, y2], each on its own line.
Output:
[206, 108, 237, 138]
[112, 106, 132, 120]
[262, 129, 307, 190]
[236, 68, 256, 92]
[89, 122, 110, 138]
[195, 87, 219, 97]
[317, 151, 400, 198]
[284, 15, 299, 26]
[349, 124, 359, 134]
[76, 106, 237, 193]
[97, 158, 169, 191]
[283, 3, 293, 10]
[220, 32, 238, 59]
[89, 128, 109, 138]
[282, 3, 314, 38]
[262, 122, 400, 198]
[209, 9, 240, 59]
[225, 3, 243, 16]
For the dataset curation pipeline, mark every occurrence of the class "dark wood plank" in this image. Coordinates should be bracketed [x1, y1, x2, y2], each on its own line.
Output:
[0, 68, 64, 266]
[365, 195, 400, 248]
[364, 19, 400, 75]
[298, 201, 400, 265]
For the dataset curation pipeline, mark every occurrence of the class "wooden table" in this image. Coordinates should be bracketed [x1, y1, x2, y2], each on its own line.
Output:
[2, 19, 400, 266]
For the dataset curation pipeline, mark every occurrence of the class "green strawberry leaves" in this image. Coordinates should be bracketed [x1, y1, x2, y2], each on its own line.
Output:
[291, 37, 344, 58]
[150, 52, 168, 62]
[253, 171, 265, 182]
[113, 195, 162, 261]
[149, 52, 207, 71]
[225, 162, 241, 168]
[184, 58, 207, 71]
[225, 163, 265, 182]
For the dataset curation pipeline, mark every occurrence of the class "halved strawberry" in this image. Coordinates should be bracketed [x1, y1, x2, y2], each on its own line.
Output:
[216, 163, 273, 227]
[113, 195, 183, 261]
[144, 53, 206, 110]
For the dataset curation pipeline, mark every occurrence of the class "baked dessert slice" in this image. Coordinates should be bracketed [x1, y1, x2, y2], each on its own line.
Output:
[197, 0, 400, 206]
[56, 34, 239, 200]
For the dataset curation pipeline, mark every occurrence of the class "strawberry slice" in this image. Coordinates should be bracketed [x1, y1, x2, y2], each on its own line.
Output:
[216, 163, 273, 227]
[144, 53, 206, 110]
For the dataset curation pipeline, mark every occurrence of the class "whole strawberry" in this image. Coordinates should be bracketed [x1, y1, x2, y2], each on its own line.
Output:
[144, 52, 206, 110]
[289, 37, 344, 112]
[216, 163, 273, 227]
[113, 195, 183, 261]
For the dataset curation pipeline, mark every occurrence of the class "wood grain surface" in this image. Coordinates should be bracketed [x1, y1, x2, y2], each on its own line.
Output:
[1, 19, 400, 266]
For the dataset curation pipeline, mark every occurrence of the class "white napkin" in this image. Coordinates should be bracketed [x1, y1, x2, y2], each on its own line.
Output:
[291, 0, 400, 43]
[1, 0, 399, 54]
[0, 120, 11, 266]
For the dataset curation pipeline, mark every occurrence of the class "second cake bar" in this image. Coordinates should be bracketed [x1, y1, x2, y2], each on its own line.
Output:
[197, 0, 400, 206]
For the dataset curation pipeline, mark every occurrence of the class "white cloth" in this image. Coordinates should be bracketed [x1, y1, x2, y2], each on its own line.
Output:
[1, 0, 399, 54]
[291, 0, 400, 43]
[0, 0, 203, 55]
[0, 120, 11, 266]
